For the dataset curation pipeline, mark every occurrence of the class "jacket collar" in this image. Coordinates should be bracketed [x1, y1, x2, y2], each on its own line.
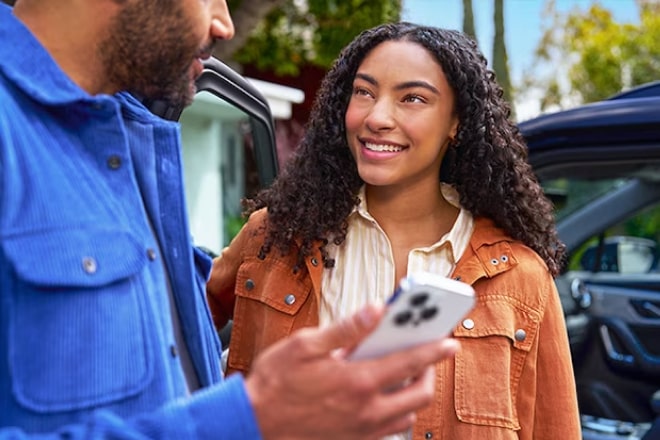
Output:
[0, 5, 172, 128]
[452, 217, 519, 285]
[0, 4, 93, 107]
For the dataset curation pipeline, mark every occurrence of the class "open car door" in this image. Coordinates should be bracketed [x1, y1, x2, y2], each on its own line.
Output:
[144, 57, 279, 256]
[147, 57, 278, 188]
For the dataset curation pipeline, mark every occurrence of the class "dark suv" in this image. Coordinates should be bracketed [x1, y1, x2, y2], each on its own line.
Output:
[520, 81, 660, 440]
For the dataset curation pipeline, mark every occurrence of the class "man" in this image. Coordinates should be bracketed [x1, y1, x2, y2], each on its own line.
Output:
[0, 1, 459, 438]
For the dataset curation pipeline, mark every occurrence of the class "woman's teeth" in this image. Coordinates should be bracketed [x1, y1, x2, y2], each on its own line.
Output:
[365, 142, 403, 152]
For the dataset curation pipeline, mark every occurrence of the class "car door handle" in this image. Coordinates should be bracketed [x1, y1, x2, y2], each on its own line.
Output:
[599, 324, 635, 366]
[641, 301, 660, 318]
[630, 299, 660, 319]
[599, 318, 660, 376]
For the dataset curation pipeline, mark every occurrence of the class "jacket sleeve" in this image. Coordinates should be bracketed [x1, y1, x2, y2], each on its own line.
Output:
[530, 282, 582, 439]
[0, 375, 262, 439]
[206, 212, 262, 331]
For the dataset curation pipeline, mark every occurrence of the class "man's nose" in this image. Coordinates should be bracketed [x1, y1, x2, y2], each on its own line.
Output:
[211, 0, 235, 40]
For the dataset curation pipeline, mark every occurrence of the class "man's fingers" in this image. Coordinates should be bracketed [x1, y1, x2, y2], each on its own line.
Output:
[367, 367, 437, 436]
[294, 304, 385, 358]
[352, 368, 436, 439]
[368, 412, 418, 439]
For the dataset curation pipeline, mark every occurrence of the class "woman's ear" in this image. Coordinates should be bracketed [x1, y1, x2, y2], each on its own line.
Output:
[449, 116, 459, 141]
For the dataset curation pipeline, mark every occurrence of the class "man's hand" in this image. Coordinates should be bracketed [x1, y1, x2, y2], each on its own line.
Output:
[244, 304, 460, 440]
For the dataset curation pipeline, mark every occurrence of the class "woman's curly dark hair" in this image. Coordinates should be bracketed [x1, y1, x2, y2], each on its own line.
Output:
[245, 22, 566, 276]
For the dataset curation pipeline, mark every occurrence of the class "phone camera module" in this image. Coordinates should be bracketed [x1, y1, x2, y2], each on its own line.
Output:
[397, 292, 440, 327]
[393, 310, 413, 326]
[421, 306, 439, 321]
[410, 292, 429, 306]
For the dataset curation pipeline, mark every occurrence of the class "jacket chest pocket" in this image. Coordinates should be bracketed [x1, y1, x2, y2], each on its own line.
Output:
[228, 259, 314, 373]
[452, 298, 539, 431]
[3, 227, 153, 413]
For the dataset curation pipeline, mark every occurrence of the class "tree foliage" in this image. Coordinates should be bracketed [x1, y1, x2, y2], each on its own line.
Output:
[524, 0, 660, 109]
[231, 0, 402, 75]
[216, 0, 289, 62]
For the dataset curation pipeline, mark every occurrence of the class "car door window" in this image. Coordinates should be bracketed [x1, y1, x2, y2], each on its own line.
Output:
[570, 202, 660, 274]
[544, 177, 629, 223]
[542, 176, 660, 274]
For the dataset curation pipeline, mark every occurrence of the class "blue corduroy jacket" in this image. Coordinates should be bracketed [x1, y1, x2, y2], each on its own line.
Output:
[0, 4, 260, 438]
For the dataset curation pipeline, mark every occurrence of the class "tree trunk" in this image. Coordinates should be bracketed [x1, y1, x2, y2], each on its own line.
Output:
[462, 0, 476, 40]
[492, 0, 515, 118]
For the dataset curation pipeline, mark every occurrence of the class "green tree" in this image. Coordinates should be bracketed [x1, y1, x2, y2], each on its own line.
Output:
[462, 0, 476, 40]
[492, 0, 515, 117]
[216, 0, 290, 62]
[230, 0, 402, 75]
[524, 0, 660, 109]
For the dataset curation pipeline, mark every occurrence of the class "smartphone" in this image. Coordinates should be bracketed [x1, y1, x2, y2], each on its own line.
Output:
[348, 271, 475, 361]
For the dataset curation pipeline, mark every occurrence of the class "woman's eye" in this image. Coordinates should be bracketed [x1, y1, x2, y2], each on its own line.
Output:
[403, 94, 425, 103]
[352, 87, 372, 97]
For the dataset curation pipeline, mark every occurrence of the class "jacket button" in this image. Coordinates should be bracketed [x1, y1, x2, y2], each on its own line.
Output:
[245, 279, 255, 290]
[425, 432, 433, 439]
[82, 257, 97, 274]
[462, 318, 474, 330]
[146, 248, 157, 261]
[515, 329, 527, 341]
[284, 294, 296, 305]
[310, 257, 319, 266]
[107, 155, 122, 170]
[170, 344, 178, 358]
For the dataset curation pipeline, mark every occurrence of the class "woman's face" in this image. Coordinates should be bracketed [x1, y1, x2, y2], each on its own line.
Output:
[345, 40, 458, 191]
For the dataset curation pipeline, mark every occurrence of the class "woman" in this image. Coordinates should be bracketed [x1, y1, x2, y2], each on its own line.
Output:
[207, 22, 580, 439]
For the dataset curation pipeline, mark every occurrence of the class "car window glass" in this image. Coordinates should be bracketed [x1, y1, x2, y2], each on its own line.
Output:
[541, 170, 660, 274]
[572, 202, 660, 273]
[179, 91, 258, 254]
[543, 177, 629, 222]
[557, 198, 660, 274]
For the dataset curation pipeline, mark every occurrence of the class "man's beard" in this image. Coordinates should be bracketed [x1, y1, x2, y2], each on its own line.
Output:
[133, 68, 197, 108]
[100, 1, 199, 107]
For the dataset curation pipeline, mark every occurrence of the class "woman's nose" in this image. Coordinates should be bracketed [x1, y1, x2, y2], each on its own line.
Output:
[211, 0, 235, 40]
[365, 99, 396, 131]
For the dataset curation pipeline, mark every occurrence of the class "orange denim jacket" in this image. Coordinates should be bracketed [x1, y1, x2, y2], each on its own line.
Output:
[207, 209, 581, 440]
